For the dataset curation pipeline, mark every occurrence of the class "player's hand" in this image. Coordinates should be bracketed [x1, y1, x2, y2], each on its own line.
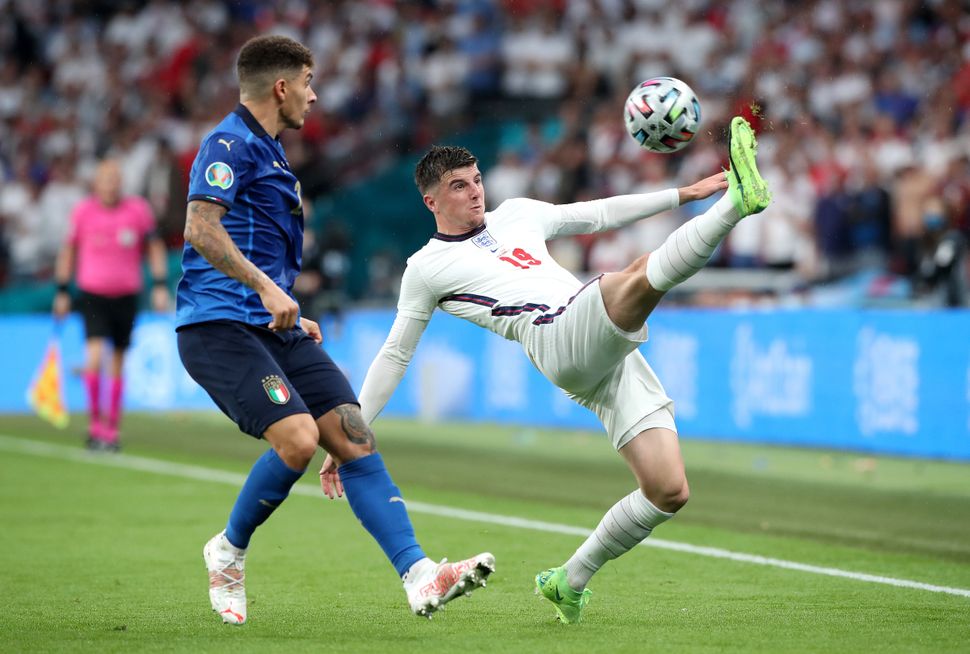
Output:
[151, 285, 170, 312]
[299, 316, 323, 344]
[260, 284, 299, 331]
[678, 171, 729, 204]
[319, 454, 343, 499]
[52, 291, 70, 318]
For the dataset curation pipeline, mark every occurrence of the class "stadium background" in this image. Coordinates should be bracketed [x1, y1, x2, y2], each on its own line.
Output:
[2, 1, 970, 651]
[1, 0, 968, 458]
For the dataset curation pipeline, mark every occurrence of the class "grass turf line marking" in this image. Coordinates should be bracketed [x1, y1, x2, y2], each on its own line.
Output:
[3, 434, 969, 600]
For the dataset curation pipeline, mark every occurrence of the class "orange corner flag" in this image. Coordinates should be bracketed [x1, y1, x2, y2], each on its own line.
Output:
[27, 340, 69, 429]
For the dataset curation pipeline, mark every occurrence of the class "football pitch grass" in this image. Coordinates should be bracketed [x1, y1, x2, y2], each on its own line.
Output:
[1, 413, 969, 653]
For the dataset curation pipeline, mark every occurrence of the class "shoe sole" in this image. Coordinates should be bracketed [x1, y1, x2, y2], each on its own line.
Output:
[203, 538, 246, 625]
[728, 117, 771, 215]
[414, 553, 496, 619]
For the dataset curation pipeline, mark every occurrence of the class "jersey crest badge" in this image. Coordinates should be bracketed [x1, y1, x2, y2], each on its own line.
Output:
[262, 375, 290, 405]
[471, 230, 498, 250]
[205, 162, 234, 190]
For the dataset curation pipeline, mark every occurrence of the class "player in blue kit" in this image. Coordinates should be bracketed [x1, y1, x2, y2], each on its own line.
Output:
[176, 35, 493, 626]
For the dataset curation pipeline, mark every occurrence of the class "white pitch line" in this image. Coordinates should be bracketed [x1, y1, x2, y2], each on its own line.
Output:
[2, 434, 969, 599]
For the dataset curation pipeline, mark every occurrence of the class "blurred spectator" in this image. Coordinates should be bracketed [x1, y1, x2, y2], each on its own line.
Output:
[145, 138, 188, 248]
[0, 157, 48, 279]
[293, 215, 352, 330]
[459, 8, 502, 103]
[366, 247, 405, 302]
[501, 11, 575, 99]
[813, 172, 854, 280]
[422, 36, 471, 123]
[846, 159, 892, 265]
[0, 0, 967, 308]
[915, 199, 968, 307]
[761, 159, 816, 272]
[484, 149, 533, 209]
[892, 164, 937, 275]
[38, 156, 86, 262]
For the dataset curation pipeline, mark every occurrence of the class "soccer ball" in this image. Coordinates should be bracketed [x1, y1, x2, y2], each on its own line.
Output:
[623, 77, 701, 153]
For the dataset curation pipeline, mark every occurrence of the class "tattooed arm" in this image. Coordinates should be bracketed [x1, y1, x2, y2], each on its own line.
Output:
[184, 200, 299, 330]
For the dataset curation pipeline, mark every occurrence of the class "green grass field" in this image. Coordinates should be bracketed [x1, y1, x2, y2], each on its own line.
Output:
[1, 412, 969, 653]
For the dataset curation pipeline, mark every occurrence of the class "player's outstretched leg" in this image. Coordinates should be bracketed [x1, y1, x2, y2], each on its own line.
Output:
[403, 552, 496, 618]
[535, 566, 592, 624]
[203, 531, 247, 625]
[726, 115, 771, 216]
[645, 115, 771, 293]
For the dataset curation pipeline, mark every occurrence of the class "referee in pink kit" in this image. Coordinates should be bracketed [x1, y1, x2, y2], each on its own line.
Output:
[53, 159, 170, 451]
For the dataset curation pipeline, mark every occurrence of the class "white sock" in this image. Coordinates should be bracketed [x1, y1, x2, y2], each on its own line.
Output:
[564, 490, 674, 590]
[402, 557, 434, 584]
[646, 193, 741, 292]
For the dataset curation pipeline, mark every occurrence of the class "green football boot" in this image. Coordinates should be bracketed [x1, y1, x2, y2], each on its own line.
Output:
[535, 567, 592, 624]
[727, 116, 771, 217]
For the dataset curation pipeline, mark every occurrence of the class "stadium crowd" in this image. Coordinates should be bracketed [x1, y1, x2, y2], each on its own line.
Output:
[0, 0, 968, 306]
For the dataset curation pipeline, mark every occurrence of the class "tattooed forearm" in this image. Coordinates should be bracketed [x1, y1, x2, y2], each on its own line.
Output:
[334, 404, 377, 451]
[184, 201, 272, 292]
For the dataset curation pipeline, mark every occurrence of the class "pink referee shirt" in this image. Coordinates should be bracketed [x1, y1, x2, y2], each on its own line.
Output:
[67, 195, 155, 296]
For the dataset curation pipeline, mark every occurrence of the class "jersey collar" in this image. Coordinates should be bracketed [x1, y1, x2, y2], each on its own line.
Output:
[432, 223, 487, 242]
[233, 104, 269, 139]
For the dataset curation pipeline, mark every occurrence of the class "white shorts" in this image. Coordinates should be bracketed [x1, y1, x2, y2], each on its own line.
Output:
[524, 278, 675, 450]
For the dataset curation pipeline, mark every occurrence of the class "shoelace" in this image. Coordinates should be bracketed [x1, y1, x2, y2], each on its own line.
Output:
[211, 559, 245, 592]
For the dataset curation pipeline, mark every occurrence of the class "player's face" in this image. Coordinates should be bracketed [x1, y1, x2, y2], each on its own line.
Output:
[429, 165, 486, 229]
[280, 66, 316, 130]
[93, 160, 122, 206]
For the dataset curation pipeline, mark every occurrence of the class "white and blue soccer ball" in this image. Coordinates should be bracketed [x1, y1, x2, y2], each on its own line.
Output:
[623, 77, 701, 154]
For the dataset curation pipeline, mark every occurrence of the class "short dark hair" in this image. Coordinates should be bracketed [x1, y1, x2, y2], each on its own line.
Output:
[237, 35, 313, 97]
[414, 145, 478, 194]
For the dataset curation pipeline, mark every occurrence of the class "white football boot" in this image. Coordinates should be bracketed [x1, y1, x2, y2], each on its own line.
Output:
[203, 531, 247, 625]
[403, 552, 496, 618]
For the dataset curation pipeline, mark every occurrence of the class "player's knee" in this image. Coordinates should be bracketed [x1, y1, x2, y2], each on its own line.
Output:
[645, 477, 689, 513]
[275, 428, 319, 469]
[668, 480, 690, 512]
[623, 254, 649, 275]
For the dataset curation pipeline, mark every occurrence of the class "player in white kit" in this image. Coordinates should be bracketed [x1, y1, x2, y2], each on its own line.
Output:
[319, 117, 771, 623]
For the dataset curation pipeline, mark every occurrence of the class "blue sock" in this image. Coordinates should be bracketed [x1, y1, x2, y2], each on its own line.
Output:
[225, 448, 305, 549]
[339, 453, 426, 577]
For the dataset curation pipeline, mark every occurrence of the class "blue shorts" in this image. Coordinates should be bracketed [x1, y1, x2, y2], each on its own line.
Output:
[177, 320, 357, 438]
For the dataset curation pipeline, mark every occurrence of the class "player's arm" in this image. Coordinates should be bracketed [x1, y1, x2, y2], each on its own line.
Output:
[52, 242, 75, 318]
[319, 313, 428, 499]
[184, 200, 298, 330]
[545, 171, 727, 238]
[320, 263, 435, 499]
[358, 314, 429, 424]
[146, 235, 170, 311]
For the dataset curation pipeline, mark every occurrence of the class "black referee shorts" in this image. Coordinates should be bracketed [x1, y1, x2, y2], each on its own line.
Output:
[176, 320, 358, 439]
[76, 291, 139, 349]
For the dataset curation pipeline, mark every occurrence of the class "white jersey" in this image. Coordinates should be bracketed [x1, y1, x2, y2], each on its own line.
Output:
[397, 197, 591, 344]
[358, 189, 680, 427]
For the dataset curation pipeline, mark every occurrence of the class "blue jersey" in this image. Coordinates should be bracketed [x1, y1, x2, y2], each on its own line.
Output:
[177, 104, 304, 328]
